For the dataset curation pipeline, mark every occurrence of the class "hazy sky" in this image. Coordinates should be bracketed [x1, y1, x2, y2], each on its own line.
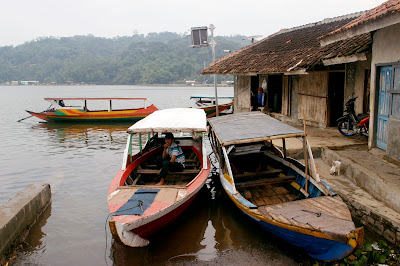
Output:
[1, 0, 385, 47]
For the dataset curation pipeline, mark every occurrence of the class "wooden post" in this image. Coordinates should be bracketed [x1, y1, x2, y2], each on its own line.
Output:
[303, 119, 308, 193]
[139, 133, 142, 153]
[282, 139, 286, 159]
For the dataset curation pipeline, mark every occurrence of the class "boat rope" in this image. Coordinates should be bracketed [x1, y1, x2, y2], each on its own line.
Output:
[43, 103, 53, 112]
[207, 151, 219, 175]
[301, 209, 321, 217]
[104, 200, 144, 266]
[17, 115, 33, 122]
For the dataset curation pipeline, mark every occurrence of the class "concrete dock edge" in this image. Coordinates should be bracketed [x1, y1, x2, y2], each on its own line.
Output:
[0, 183, 51, 262]
[319, 148, 400, 245]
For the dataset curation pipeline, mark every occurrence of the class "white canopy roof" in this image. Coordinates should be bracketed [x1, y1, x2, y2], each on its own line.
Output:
[127, 108, 207, 134]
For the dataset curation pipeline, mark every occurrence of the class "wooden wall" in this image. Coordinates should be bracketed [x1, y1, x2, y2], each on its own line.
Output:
[234, 75, 251, 113]
[298, 72, 328, 124]
[282, 75, 291, 116]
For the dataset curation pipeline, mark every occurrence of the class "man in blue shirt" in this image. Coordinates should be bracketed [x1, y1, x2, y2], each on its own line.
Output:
[156, 133, 185, 185]
[257, 87, 265, 107]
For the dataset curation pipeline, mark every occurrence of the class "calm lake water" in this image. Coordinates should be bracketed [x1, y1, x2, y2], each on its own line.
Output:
[0, 85, 312, 265]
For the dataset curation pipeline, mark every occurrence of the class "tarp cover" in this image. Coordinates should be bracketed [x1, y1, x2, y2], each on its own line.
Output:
[112, 188, 160, 216]
[127, 108, 207, 133]
[208, 112, 304, 145]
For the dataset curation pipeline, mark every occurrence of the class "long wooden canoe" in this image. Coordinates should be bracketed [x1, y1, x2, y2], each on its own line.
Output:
[27, 97, 158, 123]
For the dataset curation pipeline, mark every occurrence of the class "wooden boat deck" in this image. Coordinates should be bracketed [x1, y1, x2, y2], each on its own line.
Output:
[257, 196, 355, 239]
[108, 185, 188, 211]
[240, 183, 297, 206]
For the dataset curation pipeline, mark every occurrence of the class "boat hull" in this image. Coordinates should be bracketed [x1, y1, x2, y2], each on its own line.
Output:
[27, 104, 158, 123]
[199, 102, 233, 118]
[108, 143, 211, 247]
[222, 184, 362, 261]
[109, 187, 201, 247]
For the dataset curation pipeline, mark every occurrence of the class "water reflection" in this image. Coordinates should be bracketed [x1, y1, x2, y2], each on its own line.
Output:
[30, 123, 130, 150]
[110, 175, 300, 265]
[15, 203, 52, 261]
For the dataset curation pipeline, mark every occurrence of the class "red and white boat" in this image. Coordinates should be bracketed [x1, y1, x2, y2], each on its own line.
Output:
[107, 108, 211, 247]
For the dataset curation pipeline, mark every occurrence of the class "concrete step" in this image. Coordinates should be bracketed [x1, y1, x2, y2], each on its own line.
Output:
[321, 146, 400, 214]
[315, 157, 400, 245]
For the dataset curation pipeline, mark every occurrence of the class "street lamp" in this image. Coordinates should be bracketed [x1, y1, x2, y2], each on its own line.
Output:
[191, 24, 219, 116]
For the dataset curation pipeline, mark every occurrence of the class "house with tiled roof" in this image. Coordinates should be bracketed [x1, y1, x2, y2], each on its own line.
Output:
[320, 0, 400, 162]
[202, 12, 372, 128]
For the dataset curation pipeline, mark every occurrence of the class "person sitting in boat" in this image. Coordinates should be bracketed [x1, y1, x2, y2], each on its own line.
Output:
[156, 133, 185, 185]
[257, 87, 265, 107]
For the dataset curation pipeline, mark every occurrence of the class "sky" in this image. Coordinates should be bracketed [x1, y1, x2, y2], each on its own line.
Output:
[1, 0, 386, 47]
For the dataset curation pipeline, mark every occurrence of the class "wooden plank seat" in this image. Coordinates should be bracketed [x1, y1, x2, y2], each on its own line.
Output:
[236, 175, 295, 188]
[143, 163, 199, 169]
[234, 169, 282, 179]
[136, 169, 199, 175]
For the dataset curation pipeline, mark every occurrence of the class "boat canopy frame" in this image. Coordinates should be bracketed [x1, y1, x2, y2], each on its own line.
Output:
[44, 97, 151, 111]
[207, 112, 328, 195]
[122, 108, 208, 171]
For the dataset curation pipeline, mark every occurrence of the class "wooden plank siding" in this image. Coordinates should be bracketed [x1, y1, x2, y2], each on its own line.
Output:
[299, 72, 329, 124]
[282, 75, 291, 116]
[235, 76, 251, 112]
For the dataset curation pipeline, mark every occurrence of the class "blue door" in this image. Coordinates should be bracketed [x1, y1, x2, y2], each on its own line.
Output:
[377, 66, 392, 150]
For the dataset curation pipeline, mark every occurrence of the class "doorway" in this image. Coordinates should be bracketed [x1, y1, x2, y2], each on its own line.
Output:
[268, 75, 283, 113]
[328, 72, 345, 126]
[251, 76, 259, 111]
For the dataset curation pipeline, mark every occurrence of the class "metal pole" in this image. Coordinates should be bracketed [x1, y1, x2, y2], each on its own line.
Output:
[209, 24, 219, 116]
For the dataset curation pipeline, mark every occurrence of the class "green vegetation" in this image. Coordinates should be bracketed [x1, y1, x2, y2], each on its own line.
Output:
[0, 33, 248, 85]
[313, 240, 400, 266]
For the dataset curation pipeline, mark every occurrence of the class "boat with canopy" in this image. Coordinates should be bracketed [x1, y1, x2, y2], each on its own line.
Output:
[207, 112, 363, 261]
[107, 108, 211, 247]
[26, 97, 158, 123]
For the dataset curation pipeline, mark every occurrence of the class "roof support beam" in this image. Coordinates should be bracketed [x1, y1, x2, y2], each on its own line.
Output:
[284, 68, 308, 75]
[323, 53, 367, 66]
[320, 13, 400, 46]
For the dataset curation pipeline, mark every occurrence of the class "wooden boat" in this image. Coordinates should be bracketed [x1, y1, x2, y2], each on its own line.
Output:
[191, 95, 233, 117]
[26, 97, 158, 123]
[107, 108, 211, 247]
[207, 112, 364, 261]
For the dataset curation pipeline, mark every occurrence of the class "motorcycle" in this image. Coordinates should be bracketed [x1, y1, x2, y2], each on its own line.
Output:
[337, 97, 370, 137]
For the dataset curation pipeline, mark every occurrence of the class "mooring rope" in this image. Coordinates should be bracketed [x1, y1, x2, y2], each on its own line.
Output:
[104, 200, 143, 266]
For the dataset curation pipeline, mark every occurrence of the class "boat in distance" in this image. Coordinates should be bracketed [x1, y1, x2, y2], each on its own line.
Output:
[190, 95, 233, 118]
[107, 108, 211, 247]
[26, 97, 158, 123]
[207, 112, 364, 261]
[26, 97, 232, 123]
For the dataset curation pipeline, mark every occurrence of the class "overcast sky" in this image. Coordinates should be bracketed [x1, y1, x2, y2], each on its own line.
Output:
[1, 0, 385, 47]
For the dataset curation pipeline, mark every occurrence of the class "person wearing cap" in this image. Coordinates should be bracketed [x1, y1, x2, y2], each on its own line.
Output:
[257, 87, 265, 107]
[156, 133, 185, 185]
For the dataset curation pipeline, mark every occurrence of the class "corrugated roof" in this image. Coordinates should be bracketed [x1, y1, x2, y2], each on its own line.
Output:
[201, 14, 371, 75]
[325, 0, 400, 38]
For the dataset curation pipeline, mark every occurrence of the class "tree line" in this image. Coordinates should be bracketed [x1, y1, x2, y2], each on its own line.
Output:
[0, 32, 249, 85]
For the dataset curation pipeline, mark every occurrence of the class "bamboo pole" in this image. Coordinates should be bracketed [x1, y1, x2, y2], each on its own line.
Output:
[303, 119, 309, 193]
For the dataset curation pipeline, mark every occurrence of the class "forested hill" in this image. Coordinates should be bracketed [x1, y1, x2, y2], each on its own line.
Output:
[0, 32, 249, 85]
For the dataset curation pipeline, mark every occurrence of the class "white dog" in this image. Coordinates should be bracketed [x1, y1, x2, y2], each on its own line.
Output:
[330, 160, 341, 175]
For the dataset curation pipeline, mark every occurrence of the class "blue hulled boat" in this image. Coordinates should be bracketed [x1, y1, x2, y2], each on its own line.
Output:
[207, 112, 363, 261]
